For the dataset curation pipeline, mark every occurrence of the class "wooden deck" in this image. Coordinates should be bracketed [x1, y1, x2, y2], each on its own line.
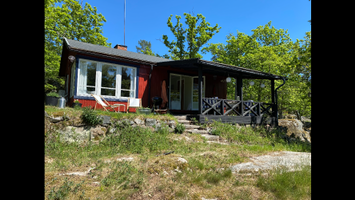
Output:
[170, 98, 276, 125]
[192, 115, 275, 125]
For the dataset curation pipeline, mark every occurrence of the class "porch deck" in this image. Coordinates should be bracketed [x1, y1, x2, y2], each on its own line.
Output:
[171, 98, 276, 125]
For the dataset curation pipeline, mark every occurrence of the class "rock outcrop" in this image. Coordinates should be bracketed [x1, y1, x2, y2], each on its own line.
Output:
[45, 111, 179, 143]
[278, 118, 311, 143]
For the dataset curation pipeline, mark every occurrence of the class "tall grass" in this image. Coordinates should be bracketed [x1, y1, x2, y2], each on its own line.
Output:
[209, 120, 311, 152]
[256, 165, 311, 199]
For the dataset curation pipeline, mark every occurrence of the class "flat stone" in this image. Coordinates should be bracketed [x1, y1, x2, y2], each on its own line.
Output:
[183, 124, 200, 129]
[117, 157, 134, 162]
[174, 115, 188, 120]
[187, 129, 209, 134]
[230, 151, 311, 174]
[177, 157, 188, 163]
[201, 198, 218, 200]
[177, 119, 191, 124]
[200, 134, 219, 141]
[59, 167, 95, 176]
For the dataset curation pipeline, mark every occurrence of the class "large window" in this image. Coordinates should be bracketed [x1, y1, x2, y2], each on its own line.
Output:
[77, 59, 136, 98]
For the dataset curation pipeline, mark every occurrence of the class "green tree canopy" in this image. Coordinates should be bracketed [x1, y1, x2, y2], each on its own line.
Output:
[136, 40, 153, 55]
[203, 22, 311, 117]
[162, 13, 221, 60]
[136, 39, 170, 59]
[45, 0, 111, 93]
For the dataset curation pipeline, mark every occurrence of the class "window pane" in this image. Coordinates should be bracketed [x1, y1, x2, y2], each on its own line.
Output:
[87, 87, 95, 94]
[121, 67, 134, 90]
[101, 88, 115, 96]
[121, 90, 130, 97]
[102, 64, 116, 88]
[87, 62, 97, 86]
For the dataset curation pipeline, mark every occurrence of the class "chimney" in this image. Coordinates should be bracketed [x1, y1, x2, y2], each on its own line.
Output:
[114, 44, 127, 51]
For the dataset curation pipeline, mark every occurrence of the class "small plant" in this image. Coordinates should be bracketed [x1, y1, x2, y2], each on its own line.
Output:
[175, 123, 185, 134]
[47, 92, 60, 97]
[80, 106, 102, 126]
[47, 178, 85, 200]
[74, 99, 80, 103]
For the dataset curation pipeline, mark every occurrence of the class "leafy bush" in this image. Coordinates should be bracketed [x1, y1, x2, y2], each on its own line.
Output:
[46, 92, 60, 97]
[175, 123, 185, 134]
[80, 107, 102, 126]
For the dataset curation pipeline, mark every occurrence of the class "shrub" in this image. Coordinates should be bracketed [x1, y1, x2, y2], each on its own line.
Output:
[46, 92, 60, 97]
[80, 106, 102, 126]
[175, 123, 185, 134]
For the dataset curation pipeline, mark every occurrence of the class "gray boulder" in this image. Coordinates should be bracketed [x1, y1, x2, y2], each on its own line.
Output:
[278, 119, 310, 143]
[98, 115, 111, 125]
[58, 126, 91, 143]
[134, 118, 144, 125]
[145, 118, 156, 127]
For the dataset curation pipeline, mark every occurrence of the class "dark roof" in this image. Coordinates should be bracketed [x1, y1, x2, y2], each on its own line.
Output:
[61, 38, 284, 80]
[64, 37, 171, 64]
[157, 58, 284, 80]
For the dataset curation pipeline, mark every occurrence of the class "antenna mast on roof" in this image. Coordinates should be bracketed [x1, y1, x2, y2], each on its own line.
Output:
[124, 0, 126, 45]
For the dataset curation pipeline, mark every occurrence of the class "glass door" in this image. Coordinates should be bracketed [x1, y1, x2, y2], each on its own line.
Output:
[192, 76, 205, 110]
[169, 74, 181, 110]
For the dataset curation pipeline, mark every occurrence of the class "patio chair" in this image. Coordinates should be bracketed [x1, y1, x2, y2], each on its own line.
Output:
[91, 94, 126, 112]
[244, 100, 254, 116]
[127, 98, 142, 113]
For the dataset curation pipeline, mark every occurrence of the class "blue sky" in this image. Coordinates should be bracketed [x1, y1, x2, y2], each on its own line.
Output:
[79, 0, 311, 61]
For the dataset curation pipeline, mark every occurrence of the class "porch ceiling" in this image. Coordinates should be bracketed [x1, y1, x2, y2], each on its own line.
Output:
[156, 58, 284, 80]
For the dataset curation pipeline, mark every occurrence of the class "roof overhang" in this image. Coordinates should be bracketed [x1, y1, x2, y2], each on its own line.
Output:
[156, 58, 285, 80]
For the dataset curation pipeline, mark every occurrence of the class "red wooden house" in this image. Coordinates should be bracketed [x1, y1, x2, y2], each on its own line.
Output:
[59, 38, 286, 125]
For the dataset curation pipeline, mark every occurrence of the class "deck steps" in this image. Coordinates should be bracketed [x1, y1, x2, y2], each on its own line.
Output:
[174, 115, 220, 142]
[177, 119, 191, 124]
[183, 124, 201, 129]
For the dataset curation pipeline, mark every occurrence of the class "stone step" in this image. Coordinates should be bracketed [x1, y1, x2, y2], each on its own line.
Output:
[174, 115, 188, 120]
[186, 129, 209, 134]
[183, 124, 201, 129]
[178, 119, 191, 124]
[200, 134, 220, 142]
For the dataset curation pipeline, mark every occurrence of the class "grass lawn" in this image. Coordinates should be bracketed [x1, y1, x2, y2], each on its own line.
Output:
[45, 105, 311, 199]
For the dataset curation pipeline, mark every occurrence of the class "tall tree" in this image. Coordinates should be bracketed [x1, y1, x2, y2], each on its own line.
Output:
[45, 0, 111, 92]
[136, 40, 152, 54]
[162, 13, 221, 60]
[136, 39, 170, 58]
[203, 21, 311, 117]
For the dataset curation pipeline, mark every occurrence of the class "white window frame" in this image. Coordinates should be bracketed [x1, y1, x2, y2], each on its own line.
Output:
[77, 58, 137, 99]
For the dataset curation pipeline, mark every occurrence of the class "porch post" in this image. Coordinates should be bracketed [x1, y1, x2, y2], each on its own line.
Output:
[236, 75, 243, 115]
[198, 65, 203, 114]
[236, 75, 243, 101]
[271, 79, 276, 127]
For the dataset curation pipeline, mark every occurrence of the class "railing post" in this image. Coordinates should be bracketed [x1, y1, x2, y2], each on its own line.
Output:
[240, 100, 244, 116]
[220, 100, 224, 116]
[257, 102, 260, 116]
[198, 65, 203, 115]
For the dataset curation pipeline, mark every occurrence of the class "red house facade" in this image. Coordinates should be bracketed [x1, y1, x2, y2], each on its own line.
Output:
[59, 38, 286, 125]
